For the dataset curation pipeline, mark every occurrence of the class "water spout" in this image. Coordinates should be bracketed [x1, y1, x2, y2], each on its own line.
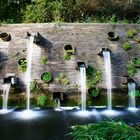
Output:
[128, 82, 136, 108]
[79, 64, 86, 111]
[103, 51, 112, 110]
[26, 36, 34, 110]
[2, 83, 11, 110]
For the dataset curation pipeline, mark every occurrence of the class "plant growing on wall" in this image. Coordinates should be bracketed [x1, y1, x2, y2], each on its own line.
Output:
[89, 87, 100, 97]
[137, 44, 140, 50]
[86, 65, 101, 98]
[18, 58, 27, 72]
[122, 42, 132, 50]
[37, 94, 47, 107]
[63, 45, 76, 61]
[126, 62, 137, 76]
[40, 55, 47, 65]
[131, 57, 140, 67]
[63, 52, 71, 60]
[41, 72, 52, 83]
[134, 37, 140, 43]
[86, 65, 101, 89]
[127, 29, 137, 38]
[30, 80, 43, 94]
[55, 72, 69, 85]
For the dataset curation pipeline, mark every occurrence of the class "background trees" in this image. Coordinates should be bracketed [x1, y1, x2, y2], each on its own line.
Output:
[0, 0, 140, 23]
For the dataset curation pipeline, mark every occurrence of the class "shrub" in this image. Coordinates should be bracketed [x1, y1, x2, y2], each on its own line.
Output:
[126, 63, 137, 76]
[86, 65, 101, 89]
[30, 80, 42, 94]
[137, 45, 140, 50]
[122, 42, 132, 50]
[37, 95, 47, 107]
[68, 121, 140, 140]
[89, 87, 99, 97]
[18, 58, 27, 72]
[41, 72, 52, 83]
[134, 37, 140, 43]
[40, 55, 47, 65]
[127, 29, 137, 38]
[55, 72, 69, 85]
[131, 57, 140, 66]
[63, 52, 71, 60]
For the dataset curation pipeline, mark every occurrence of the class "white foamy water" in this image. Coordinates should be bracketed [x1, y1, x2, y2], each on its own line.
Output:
[103, 51, 112, 110]
[26, 36, 34, 110]
[128, 82, 136, 108]
[80, 66, 86, 111]
[2, 83, 11, 110]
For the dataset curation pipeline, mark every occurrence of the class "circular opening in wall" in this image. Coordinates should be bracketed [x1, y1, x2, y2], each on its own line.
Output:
[108, 32, 119, 41]
[18, 58, 27, 72]
[64, 45, 73, 51]
[18, 58, 27, 66]
[0, 33, 11, 42]
[41, 72, 52, 83]
[63, 44, 75, 54]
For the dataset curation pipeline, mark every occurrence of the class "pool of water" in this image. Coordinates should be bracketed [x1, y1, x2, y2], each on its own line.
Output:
[0, 107, 140, 140]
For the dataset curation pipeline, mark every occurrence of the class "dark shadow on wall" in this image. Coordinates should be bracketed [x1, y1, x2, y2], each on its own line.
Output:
[111, 52, 128, 89]
[0, 51, 8, 72]
[37, 33, 54, 60]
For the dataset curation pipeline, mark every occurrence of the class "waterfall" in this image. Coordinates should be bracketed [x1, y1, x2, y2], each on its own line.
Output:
[80, 65, 86, 111]
[103, 51, 112, 110]
[128, 82, 136, 108]
[55, 99, 60, 108]
[2, 83, 11, 110]
[26, 36, 34, 110]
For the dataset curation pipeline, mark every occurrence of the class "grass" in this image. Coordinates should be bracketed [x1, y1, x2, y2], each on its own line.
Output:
[68, 121, 140, 140]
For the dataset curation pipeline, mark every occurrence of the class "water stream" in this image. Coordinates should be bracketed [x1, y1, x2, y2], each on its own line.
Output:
[2, 83, 11, 110]
[103, 51, 112, 110]
[79, 65, 86, 111]
[26, 36, 34, 110]
[128, 82, 136, 108]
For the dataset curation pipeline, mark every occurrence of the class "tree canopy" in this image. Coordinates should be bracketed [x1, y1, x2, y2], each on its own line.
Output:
[0, 0, 140, 23]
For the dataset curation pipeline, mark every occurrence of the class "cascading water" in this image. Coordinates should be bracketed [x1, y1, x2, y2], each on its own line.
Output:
[55, 99, 60, 108]
[79, 65, 86, 111]
[2, 83, 11, 110]
[128, 82, 136, 108]
[26, 36, 34, 110]
[103, 51, 112, 110]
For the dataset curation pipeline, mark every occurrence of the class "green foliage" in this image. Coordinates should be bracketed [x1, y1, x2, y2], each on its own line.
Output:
[19, 58, 27, 72]
[40, 55, 47, 65]
[122, 42, 132, 51]
[63, 52, 71, 60]
[127, 29, 137, 38]
[89, 87, 99, 97]
[69, 121, 140, 140]
[1, 0, 140, 23]
[37, 94, 47, 107]
[86, 65, 101, 89]
[30, 80, 43, 94]
[131, 57, 140, 66]
[55, 72, 69, 85]
[0, 0, 31, 23]
[126, 63, 137, 76]
[137, 45, 140, 50]
[134, 37, 140, 43]
[41, 72, 52, 83]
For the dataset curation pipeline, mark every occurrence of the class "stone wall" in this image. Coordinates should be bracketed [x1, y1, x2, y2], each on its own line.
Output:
[0, 23, 140, 94]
